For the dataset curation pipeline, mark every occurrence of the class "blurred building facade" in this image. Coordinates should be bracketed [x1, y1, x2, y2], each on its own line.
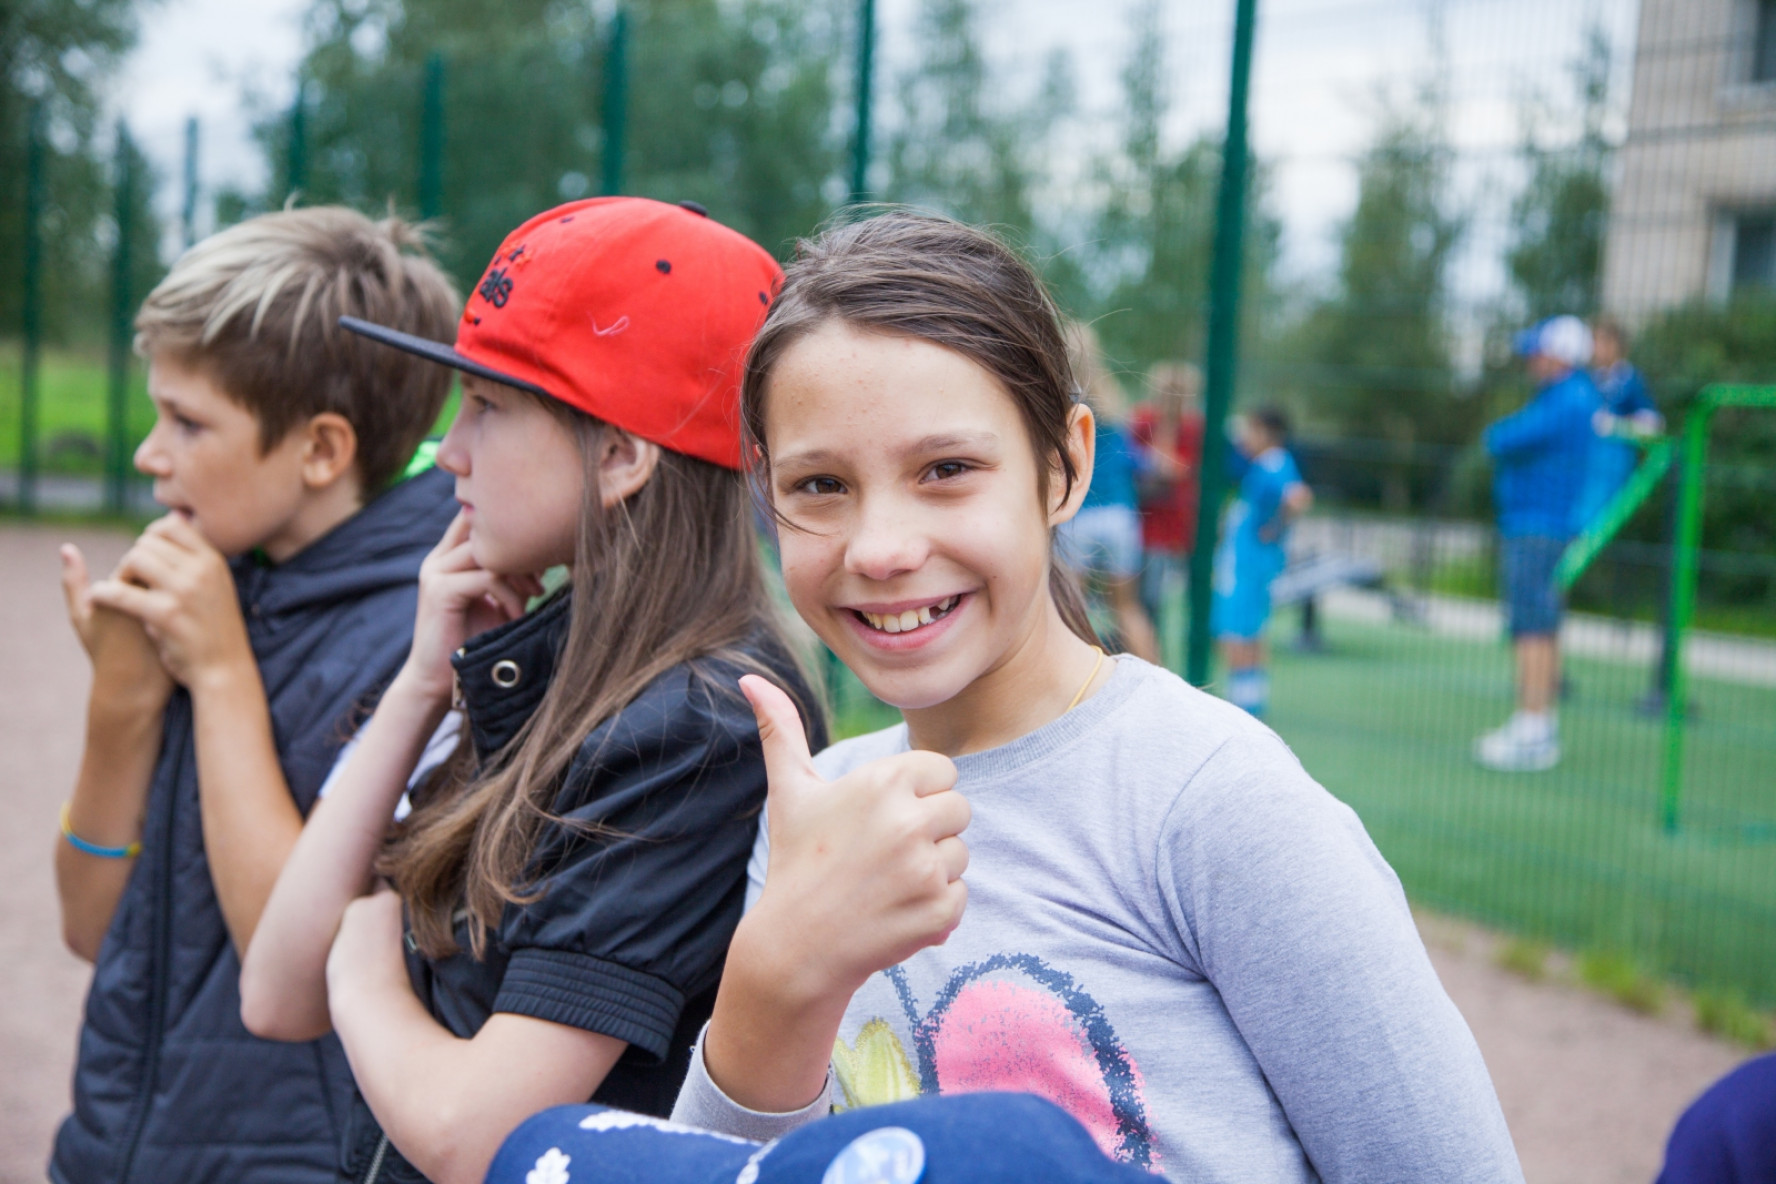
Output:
[1601, 0, 1776, 322]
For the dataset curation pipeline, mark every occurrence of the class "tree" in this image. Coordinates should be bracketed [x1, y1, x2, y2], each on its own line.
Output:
[1090, 0, 1277, 379]
[240, 0, 844, 285]
[881, 0, 1073, 258]
[1506, 25, 1612, 321]
[1, 0, 159, 344]
[1628, 293, 1776, 580]
[1285, 88, 1465, 453]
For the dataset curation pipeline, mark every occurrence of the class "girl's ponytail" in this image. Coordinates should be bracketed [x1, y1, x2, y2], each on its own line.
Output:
[1049, 561, 1101, 647]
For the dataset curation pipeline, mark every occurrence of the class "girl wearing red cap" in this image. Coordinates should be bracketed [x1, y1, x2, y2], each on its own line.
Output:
[667, 212, 1522, 1183]
[240, 198, 821, 1184]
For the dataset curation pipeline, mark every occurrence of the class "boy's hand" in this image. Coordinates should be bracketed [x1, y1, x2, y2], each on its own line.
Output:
[87, 515, 254, 693]
[738, 675, 971, 1002]
[399, 512, 544, 703]
[60, 543, 175, 712]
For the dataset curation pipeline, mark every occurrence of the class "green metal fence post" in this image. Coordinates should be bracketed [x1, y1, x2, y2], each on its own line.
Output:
[1660, 406, 1708, 833]
[1642, 455, 1684, 715]
[20, 98, 46, 515]
[850, 0, 876, 204]
[420, 52, 445, 219]
[182, 115, 200, 249]
[106, 121, 135, 516]
[1186, 0, 1260, 687]
[1660, 384, 1776, 834]
[601, 7, 630, 196]
[287, 81, 308, 199]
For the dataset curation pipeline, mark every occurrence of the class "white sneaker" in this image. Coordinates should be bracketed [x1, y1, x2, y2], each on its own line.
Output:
[1474, 719, 1560, 772]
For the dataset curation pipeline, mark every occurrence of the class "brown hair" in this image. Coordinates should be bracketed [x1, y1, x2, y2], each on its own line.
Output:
[1592, 314, 1627, 352]
[740, 209, 1098, 646]
[383, 394, 809, 957]
[134, 207, 460, 491]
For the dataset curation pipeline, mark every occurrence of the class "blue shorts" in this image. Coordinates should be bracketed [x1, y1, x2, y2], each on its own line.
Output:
[1502, 534, 1566, 637]
[1212, 576, 1273, 640]
[1060, 505, 1143, 580]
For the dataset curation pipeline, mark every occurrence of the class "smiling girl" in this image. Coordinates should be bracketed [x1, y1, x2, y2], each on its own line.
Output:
[668, 212, 1524, 1183]
[239, 198, 819, 1184]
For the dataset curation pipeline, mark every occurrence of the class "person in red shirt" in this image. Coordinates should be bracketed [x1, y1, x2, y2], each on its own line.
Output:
[1130, 362, 1205, 647]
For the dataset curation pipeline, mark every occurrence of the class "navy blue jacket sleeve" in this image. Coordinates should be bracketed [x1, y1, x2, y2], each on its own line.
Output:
[491, 665, 770, 1061]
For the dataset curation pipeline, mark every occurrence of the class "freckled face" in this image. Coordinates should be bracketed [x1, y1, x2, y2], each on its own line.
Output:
[435, 376, 585, 575]
[765, 321, 1064, 711]
[133, 353, 315, 558]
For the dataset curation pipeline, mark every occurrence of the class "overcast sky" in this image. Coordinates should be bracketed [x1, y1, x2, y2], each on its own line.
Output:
[109, 0, 1639, 321]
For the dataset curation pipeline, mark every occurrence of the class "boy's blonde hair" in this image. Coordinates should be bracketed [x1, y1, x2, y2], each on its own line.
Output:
[135, 207, 461, 491]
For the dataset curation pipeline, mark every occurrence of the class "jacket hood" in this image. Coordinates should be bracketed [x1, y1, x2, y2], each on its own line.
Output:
[238, 466, 456, 620]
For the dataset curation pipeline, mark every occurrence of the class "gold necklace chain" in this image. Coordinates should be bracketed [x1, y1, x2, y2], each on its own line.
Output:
[1066, 646, 1106, 713]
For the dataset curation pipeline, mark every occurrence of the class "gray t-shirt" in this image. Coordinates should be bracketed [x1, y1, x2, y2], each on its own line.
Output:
[674, 657, 1522, 1182]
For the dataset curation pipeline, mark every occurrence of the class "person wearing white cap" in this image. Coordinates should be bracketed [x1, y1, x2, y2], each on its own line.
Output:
[1474, 315, 1602, 771]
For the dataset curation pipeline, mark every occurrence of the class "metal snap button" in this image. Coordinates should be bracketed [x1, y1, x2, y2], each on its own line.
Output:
[490, 659, 522, 688]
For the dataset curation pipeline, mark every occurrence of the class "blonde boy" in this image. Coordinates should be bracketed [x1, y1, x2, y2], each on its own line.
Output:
[50, 208, 460, 1184]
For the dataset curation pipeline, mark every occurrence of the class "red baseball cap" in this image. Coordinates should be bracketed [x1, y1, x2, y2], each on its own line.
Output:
[342, 197, 782, 470]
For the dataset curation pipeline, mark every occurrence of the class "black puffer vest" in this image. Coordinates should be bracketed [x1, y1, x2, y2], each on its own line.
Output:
[50, 467, 457, 1184]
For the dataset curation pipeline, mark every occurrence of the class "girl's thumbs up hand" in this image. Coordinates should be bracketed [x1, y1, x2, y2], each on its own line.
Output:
[738, 674, 971, 1002]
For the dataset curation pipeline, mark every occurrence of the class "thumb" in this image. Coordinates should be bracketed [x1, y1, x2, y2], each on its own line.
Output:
[60, 545, 92, 619]
[739, 674, 820, 792]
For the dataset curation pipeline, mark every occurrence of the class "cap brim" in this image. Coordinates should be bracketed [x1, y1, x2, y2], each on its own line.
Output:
[338, 315, 554, 400]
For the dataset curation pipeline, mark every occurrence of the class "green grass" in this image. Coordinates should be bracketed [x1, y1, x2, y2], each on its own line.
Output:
[1495, 937, 1551, 981]
[0, 341, 461, 482]
[1694, 988, 1774, 1049]
[0, 342, 153, 476]
[1265, 614, 1776, 1004]
[1579, 949, 1667, 1015]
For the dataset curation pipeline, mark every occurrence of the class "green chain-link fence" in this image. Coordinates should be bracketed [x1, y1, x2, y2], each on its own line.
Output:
[6, 0, 1776, 1004]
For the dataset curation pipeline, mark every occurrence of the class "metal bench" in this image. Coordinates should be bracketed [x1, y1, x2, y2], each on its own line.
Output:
[1270, 552, 1387, 651]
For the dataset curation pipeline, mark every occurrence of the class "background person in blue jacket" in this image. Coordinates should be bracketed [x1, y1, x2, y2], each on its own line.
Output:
[49, 208, 460, 1184]
[1475, 315, 1601, 773]
[1574, 314, 1664, 530]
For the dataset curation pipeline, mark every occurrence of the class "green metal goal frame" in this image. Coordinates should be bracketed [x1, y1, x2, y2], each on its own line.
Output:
[1660, 384, 1776, 834]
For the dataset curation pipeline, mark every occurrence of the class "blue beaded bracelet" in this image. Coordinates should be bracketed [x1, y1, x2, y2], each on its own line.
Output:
[61, 803, 141, 859]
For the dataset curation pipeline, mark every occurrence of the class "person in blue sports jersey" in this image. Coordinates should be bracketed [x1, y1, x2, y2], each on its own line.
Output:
[1212, 406, 1311, 718]
[1574, 315, 1664, 531]
[1474, 315, 1601, 773]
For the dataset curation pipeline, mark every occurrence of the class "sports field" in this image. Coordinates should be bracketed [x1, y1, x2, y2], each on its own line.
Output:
[0, 345, 152, 477]
[1267, 611, 1776, 1005]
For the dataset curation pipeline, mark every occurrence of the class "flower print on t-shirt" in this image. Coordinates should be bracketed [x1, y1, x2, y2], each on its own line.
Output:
[832, 953, 1157, 1169]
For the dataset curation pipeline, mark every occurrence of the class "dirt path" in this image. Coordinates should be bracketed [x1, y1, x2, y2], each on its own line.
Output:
[0, 522, 1753, 1183]
[0, 524, 129, 1184]
[1419, 915, 1749, 1183]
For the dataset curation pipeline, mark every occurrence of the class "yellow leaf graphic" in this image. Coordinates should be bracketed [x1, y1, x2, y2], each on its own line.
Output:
[831, 1019, 921, 1111]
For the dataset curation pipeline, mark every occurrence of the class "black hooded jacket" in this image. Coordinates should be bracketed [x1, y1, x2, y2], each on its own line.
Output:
[50, 467, 457, 1184]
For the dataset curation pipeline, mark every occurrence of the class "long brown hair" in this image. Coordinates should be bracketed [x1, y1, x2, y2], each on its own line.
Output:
[384, 395, 807, 957]
[740, 209, 1099, 645]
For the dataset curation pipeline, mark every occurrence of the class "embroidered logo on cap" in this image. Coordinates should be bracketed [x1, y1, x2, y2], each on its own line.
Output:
[479, 266, 514, 308]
